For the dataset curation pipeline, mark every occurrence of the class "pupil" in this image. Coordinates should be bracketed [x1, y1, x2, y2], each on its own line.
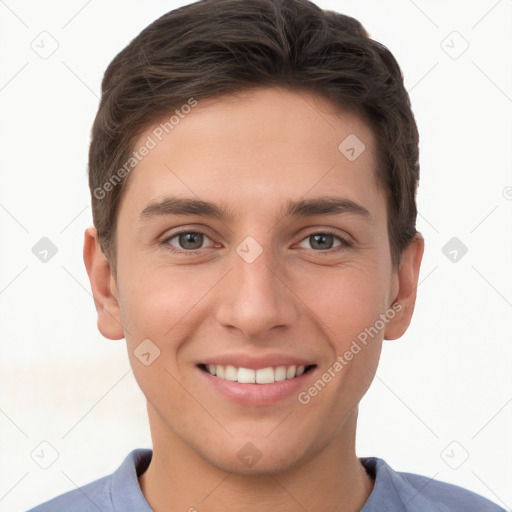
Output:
[180, 232, 203, 250]
[311, 234, 333, 250]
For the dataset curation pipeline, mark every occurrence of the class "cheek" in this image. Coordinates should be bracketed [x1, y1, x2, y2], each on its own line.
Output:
[118, 264, 202, 407]
[299, 261, 391, 342]
[118, 261, 219, 348]
[297, 270, 386, 418]
[119, 275, 175, 341]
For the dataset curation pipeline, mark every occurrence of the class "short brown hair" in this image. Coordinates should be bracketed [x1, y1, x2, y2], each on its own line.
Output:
[88, 0, 420, 270]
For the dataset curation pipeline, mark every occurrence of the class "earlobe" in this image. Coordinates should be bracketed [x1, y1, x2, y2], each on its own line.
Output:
[83, 226, 125, 340]
[384, 233, 425, 341]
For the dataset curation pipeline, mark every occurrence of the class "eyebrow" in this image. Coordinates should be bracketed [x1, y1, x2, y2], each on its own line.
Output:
[139, 195, 372, 223]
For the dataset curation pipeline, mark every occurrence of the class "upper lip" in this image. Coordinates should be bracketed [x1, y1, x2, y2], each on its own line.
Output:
[198, 353, 316, 369]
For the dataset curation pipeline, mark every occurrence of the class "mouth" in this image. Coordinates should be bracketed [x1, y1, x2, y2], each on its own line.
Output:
[198, 363, 317, 384]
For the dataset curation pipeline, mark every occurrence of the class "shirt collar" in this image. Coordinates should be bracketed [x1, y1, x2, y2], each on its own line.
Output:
[359, 457, 446, 512]
[110, 450, 433, 512]
[111, 449, 153, 512]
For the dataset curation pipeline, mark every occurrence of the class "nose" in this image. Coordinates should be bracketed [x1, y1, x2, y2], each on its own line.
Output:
[215, 241, 300, 340]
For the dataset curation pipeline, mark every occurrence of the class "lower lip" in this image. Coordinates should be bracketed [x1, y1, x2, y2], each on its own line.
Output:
[196, 366, 316, 406]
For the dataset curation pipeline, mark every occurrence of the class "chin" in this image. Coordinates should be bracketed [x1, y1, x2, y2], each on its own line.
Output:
[212, 449, 303, 476]
[197, 434, 314, 476]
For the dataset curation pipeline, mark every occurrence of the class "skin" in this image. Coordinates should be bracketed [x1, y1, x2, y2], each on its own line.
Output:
[84, 86, 424, 512]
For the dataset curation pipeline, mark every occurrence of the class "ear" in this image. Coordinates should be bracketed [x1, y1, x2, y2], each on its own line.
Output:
[83, 226, 125, 340]
[384, 233, 424, 340]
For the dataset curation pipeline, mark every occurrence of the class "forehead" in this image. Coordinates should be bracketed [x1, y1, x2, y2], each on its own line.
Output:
[119, 87, 383, 222]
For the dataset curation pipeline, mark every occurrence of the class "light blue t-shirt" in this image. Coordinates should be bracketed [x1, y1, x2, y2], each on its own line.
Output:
[27, 449, 506, 511]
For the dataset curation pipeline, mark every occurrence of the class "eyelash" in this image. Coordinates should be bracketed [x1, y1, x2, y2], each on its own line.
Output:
[160, 229, 353, 256]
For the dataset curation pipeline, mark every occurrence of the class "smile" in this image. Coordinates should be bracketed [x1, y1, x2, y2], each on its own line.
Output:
[199, 364, 316, 384]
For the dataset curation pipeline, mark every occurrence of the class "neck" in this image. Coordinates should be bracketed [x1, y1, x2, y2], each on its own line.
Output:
[139, 406, 373, 512]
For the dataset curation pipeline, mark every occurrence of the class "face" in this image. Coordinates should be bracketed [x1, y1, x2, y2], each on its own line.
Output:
[85, 87, 423, 475]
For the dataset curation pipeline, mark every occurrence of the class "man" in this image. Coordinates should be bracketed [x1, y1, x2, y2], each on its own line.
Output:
[28, 0, 505, 510]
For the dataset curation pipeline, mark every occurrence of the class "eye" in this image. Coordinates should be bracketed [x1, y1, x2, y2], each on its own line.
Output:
[297, 231, 351, 252]
[162, 231, 215, 253]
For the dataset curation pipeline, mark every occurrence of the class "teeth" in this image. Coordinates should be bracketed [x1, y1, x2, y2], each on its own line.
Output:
[216, 365, 225, 379]
[256, 367, 274, 384]
[203, 364, 309, 384]
[237, 367, 255, 383]
[274, 366, 287, 381]
[286, 365, 296, 379]
[225, 365, 238, 381]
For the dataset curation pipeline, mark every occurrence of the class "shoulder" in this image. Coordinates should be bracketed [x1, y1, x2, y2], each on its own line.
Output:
[398, 470, 506, 512]
[361, 457, 506, 512]
[26, 449, 152, 512]
[26, 474, 112, 512]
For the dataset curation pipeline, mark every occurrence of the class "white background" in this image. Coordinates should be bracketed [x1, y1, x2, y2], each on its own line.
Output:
[0, 0, 511, 510]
